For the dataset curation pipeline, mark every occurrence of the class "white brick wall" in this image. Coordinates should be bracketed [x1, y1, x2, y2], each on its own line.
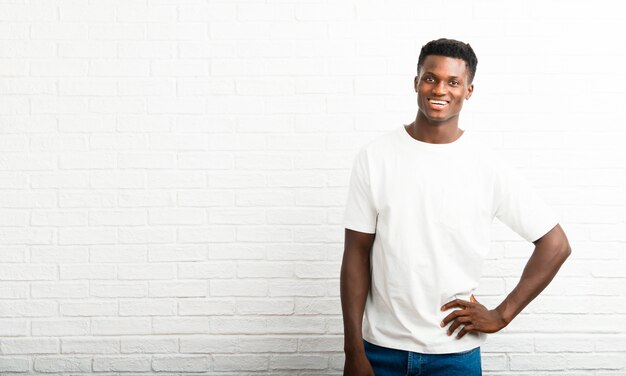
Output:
[0, 0, 624, 374]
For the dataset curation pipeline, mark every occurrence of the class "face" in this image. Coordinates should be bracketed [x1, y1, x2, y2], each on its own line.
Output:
[414, 55, 474, 125]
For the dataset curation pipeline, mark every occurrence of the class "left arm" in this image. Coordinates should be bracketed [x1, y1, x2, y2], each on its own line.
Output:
[441, 223, 571, 338]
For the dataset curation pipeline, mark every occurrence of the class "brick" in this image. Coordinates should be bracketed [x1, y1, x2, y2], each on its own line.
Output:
[59, 191, 116, 208]
[119, 191, 175, 208]
[34, 356, 91, 372]
[266, 317, 325, 334]
[153, 317, 210, 334]
[269, 281, 325, 297]
[237, 226, 292, 243]
[270, 355, 328, 370]
[0, 60, 27, 76]
[61, 338, 119, 354]
[91, 282, 147, 298]
[299, 336, 342, 352]
[59, 4, 115, 21]
[152, 356, 210, 372]
[30, 59, 88, 76]
[0, 300, 57, 318]
[294, 298, 341, 315]
[89, 23, 145, 40]
[89, 60, 150, 77]
[59, 152, 116, 169]
[237, 299, 294, 315]
[177, 190, 234, 207]
[0, 338, 58, 354]
[239, 337, 297, 353]
[118, 78, 174, 96]
[89, 98, 146, 114]
[92, 318, 151, 335]
[180, 3, 236, 21]
[179, 262, 236, 279]
[118, 41, 175, 58]
[0, 281, 28, 298]
[237, 262, 294, 278]
[210, 280, 268, 297]
[534, 336, 594, 352]
[58, 228, 116, 245]
[118, 263, 175, 280]
[179, 152, 234, 169]
[60, 301, 118, 316]
[0, 319, 28, 336]
[31, 319, 90, 336]
[119, 300, 177, 316]
[59, 42, 117, 58]
[148, 245, 205, 262]
[31, 282, 89, 298]
[178, 226, 236, 243]
[89, 245, 146, 263]
[0, 265, 56, 281]
[178, 299, 235, 316]
[295, 263, 341, 279]
[180, 335, 238, 354]
[210, 209, 265, 225]
[92, 356, 151, 372]
[121, 337, 177, 353]
[148, 281, 207, 298]
[0, 356, 29, 372]
[238, 3, 292, 21]
[0, 210, 28, 226]
[0, 41, 56, 58]
[117, 227, 176, 244]
[147, 97, 205, 114]
[213, 355, 268, 371]
[209, 244, 266, 260]
[117, 4, 175, 22]
[151, 59, 209, 76]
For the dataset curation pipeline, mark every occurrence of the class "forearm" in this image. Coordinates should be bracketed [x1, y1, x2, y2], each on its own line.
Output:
[340, 236, 372, 354]
[495, 225, 571, 325]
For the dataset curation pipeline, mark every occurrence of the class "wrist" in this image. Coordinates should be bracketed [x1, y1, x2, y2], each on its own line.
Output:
[344, 340, 366, 356]
[494, 305, 513, 327]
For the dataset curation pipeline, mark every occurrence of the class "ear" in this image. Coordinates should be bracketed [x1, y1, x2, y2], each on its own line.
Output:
[465, 84, 474, 100]
[414, 76, 419, 92]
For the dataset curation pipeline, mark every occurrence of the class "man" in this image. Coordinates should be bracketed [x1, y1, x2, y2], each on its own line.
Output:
[340, 38, 571, 375]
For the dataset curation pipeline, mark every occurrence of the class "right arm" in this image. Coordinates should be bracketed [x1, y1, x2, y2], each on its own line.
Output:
[340, 228, 376, 375]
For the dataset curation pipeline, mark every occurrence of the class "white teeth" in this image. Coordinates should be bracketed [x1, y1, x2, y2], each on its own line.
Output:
[430, 100, 447, 105]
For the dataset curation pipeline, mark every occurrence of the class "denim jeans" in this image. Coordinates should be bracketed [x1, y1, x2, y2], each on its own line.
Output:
[363, 340, 482, 376]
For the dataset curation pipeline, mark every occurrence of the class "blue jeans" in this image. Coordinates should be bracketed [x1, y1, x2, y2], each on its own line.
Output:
[363, 340, 482, 376]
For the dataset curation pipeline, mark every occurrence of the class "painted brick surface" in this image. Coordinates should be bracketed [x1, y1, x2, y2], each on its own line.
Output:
[0, 0, 624, 374]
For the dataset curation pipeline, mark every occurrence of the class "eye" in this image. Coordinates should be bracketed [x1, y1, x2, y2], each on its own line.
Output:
[449, 81, 459, 86]
[424, 77, 435, 83]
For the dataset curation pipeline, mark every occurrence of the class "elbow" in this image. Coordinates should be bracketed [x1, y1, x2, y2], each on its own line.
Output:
[557, 238, 572, 263]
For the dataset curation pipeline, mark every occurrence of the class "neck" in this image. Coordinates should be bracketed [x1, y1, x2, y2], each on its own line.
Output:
[407, 113, 463, 144]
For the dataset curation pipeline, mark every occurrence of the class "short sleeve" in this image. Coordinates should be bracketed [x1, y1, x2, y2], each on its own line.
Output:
[493, 161, 559, 242]
[343, 149, 378, 234]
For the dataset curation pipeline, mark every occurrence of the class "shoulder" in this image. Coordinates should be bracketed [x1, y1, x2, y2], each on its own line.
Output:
[357, 127, 404, 158]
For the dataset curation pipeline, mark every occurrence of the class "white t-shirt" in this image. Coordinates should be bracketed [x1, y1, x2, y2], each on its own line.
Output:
[343, 126, 559, 354]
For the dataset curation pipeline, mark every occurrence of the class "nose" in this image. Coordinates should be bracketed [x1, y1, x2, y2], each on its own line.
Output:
[432, 81, 446, 96]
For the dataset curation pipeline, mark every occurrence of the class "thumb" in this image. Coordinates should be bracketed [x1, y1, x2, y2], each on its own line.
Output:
[470, 294, 478, 303]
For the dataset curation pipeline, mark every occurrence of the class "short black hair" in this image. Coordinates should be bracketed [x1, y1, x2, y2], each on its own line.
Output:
[417, 38, 478, 83]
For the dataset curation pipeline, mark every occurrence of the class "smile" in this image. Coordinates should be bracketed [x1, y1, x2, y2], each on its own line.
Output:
[428, 99, 449, 108]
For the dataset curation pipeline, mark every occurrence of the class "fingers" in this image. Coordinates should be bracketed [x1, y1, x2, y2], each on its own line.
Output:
[440, 298, 469, 312]
[440, 308, 467, 327]
[446, 315, 471, 336]
[456, 324, 475, 339]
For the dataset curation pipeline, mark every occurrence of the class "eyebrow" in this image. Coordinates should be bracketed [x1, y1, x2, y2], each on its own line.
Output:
[423, 72, 463, 80]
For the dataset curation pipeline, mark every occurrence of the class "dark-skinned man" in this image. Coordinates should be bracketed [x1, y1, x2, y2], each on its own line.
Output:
[340, 38, 571, 376]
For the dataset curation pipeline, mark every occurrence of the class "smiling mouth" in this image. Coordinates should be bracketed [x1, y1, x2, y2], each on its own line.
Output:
[428, 99, 449, 109]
